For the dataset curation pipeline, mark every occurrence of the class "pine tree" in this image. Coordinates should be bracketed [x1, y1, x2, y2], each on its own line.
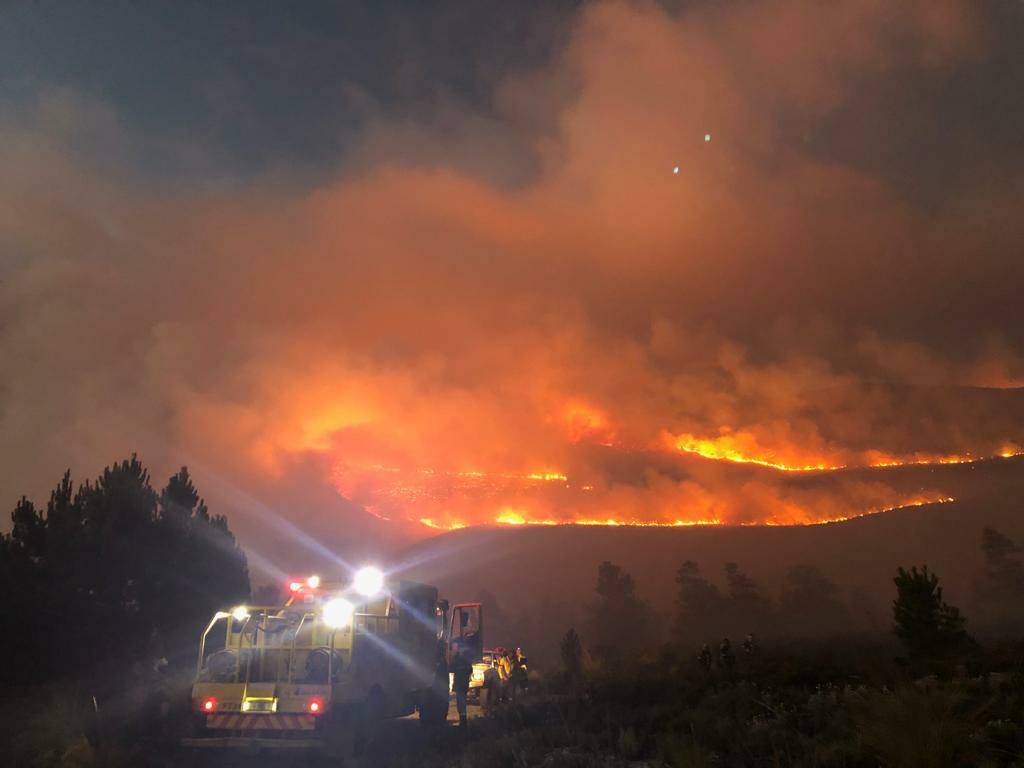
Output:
[893, 565, 972, 661]
[587, 561, 652, 654]
[779, 565, 850, 636]
[560, 627, 584, 685]
[0, 457, 249, 682]
[674, 560, 724, 640]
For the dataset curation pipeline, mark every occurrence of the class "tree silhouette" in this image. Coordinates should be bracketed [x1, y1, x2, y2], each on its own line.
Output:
[779, 565, 850, 637]
[587, 560, 652, 655]
[980, 527, 1024, 594]
[596, 560, 635, 601]
[975, 527, 1024, 632]
[0, 457, 249, 683]
[560, 627, 584, 686]
[892, 565, 972, 662]
[149, 466, 250, 657]
[723, 561, 772, 635]
[674, 560, 724, 640]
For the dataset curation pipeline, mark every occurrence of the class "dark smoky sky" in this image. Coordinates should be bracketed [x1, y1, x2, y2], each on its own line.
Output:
[0, 0, 580, 184]
[3, 1, 1021, 202]
[2, 1, 1024, 569]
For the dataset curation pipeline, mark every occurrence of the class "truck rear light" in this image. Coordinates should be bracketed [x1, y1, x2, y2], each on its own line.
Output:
[201, 697, 217, 712]
[289, 580, 303, 592]
[307, 697, 323, 714]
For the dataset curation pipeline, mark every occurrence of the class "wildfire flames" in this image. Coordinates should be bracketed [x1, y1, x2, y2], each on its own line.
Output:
[671, 432, 1024, 473]
[328, 427, 1009, 533]
[485, 494, 956, 530]
[7, 1, 1024, 551]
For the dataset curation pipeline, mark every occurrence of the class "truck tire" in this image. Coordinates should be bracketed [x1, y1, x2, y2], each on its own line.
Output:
[321, 704, 356, 762]
[354, 688, 386, 756]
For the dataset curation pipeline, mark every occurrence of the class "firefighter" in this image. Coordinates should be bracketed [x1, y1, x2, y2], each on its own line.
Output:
[743, 632, 757, 656]
[698, 643, 713, 671]
[496, 648, 513, 703]
[510, 647, 528, 702]
[719, 637, 735, 672]
[450, 644, 473, 729]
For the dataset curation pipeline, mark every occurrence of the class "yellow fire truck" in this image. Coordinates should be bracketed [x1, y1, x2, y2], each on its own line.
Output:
[182, 568, 483, 758]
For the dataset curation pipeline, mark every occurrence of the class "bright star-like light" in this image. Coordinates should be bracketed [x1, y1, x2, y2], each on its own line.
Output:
[672, 166, 680, 174]
[704, 133, 711, 142]
[353, 565, 385, 596]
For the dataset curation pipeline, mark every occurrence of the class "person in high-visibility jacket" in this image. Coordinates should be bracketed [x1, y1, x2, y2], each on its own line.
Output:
[496, 649, 513, 703]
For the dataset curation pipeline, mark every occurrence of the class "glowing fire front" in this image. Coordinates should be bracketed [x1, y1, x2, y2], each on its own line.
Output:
[494, 509, 723, 528]
[486, 495, 955, 530]
[327, 421, 1021, 533]
[671, 432, 1024, 473]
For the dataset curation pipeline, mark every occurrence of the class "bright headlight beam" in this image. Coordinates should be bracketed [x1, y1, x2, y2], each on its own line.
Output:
[322, 597, 354, 629]
[353, 566, 385, 597]
[231, 605, 250, 622]
[307, 574, 321, 589]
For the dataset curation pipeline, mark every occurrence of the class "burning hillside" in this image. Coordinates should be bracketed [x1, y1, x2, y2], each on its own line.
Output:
[2, 1, 1024, 556]
[327, 426, 1020, 532]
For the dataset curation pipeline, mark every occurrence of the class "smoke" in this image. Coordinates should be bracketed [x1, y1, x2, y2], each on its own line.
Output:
[2, 1, 1023, 554]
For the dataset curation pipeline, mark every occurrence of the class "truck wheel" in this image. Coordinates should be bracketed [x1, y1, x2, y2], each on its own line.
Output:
[354, 689, 386, 756]
[322, 705, 356, 761]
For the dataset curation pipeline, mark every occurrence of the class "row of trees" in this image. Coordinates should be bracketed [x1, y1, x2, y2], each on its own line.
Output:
[674, 560, 853, 641]
[575, 522, 1024, 659]
[577, 558, 852, 656]
[0, 457, 250, 684]
[571, 527, 1022, 667]
[975, 526, 1024, 633]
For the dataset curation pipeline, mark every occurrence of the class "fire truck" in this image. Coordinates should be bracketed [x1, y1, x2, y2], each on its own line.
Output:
[182, 567, 483, 758]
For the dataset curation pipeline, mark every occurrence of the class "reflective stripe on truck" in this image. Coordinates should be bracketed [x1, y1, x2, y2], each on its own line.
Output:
[206, 713, 316, 730]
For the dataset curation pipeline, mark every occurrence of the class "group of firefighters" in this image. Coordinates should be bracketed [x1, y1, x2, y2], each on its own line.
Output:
[697, 633, 757, 671]
[450, 645, 527, 728]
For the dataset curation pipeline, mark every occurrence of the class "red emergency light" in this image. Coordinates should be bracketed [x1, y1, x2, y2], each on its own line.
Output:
[201, 697, 217, 713]
[307, 697, 324, 715]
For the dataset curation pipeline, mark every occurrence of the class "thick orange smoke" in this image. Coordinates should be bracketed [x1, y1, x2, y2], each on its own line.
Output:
[2, 1, 1023, 549]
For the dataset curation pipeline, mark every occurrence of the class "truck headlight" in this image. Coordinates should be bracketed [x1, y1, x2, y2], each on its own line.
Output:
[353, 566, 384, 597]
[322, 597, 354, 628]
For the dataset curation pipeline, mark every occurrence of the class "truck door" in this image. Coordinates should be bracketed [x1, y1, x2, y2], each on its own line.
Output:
[448, 602, 483, 663]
